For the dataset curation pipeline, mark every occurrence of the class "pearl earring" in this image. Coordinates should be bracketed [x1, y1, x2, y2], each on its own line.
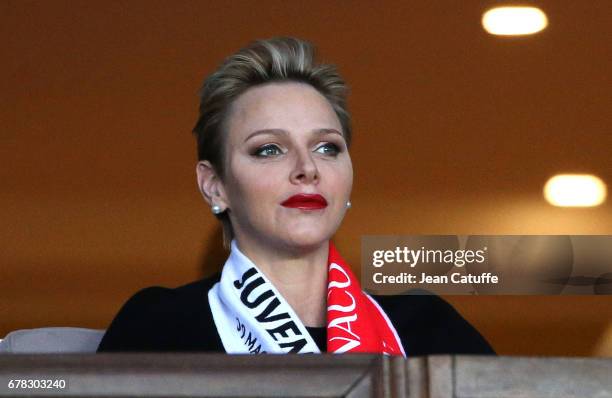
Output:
[346, 201, 352, 209]
[211, 204, 222, 214]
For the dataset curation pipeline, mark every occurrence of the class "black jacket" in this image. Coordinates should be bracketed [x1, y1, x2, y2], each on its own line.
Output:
[98, 273, 495, 356]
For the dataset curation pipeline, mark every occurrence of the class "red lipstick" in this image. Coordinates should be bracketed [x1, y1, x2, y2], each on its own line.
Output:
[281, 194, 328, 210]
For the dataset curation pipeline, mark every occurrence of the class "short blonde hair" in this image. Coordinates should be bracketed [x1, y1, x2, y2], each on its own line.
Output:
[192, 37, 352, 247]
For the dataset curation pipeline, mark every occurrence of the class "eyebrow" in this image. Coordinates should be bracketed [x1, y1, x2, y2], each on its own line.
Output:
[244, 128, 342, 143]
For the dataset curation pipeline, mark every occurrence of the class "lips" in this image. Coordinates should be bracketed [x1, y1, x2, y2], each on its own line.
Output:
[281, 194, 328, 210]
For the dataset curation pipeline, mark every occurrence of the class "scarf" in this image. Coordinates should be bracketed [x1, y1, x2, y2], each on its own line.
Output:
[208, 240, 405, 356]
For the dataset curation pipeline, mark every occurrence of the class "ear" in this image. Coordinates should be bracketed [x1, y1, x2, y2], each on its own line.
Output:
[196, 161, 229, 211]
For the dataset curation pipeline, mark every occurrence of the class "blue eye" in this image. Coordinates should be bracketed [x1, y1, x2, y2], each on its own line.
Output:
[315, 143, 340, 156]
[253, 144, 283, 157]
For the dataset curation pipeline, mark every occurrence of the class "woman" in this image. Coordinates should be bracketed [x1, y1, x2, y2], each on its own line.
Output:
[98, 37, 494, 356]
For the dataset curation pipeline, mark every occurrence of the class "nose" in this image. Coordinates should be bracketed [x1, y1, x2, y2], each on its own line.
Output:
[289, 149, 319, 185]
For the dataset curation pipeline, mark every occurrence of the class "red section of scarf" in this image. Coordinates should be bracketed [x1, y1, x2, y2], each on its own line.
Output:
[326, 242, 405, 356]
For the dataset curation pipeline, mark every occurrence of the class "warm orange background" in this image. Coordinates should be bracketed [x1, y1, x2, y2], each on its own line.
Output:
[2, 0, 611, 356]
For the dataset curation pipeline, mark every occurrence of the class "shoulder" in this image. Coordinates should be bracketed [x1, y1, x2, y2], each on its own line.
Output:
[371, 290, 496, 356]
[97, 273, 222, 352]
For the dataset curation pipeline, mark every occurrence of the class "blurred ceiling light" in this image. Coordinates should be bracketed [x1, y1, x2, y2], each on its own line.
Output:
[482, 6, 548, 35]
[544, 174, 607, 207]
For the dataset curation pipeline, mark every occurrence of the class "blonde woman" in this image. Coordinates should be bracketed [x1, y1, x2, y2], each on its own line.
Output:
[98, 37, 494, 356]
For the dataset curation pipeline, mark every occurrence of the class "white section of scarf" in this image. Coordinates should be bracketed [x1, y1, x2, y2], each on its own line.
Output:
[208, 240, 321, 354]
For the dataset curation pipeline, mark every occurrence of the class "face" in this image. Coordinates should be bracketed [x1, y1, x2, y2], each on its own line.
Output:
[212, 82, 353, 252]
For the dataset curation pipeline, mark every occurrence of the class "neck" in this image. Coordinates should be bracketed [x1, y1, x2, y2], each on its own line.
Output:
[232, 236, 329, 328]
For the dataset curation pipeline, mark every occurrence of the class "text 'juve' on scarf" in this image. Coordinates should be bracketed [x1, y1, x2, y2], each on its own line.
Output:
[208, 240, 406, 356]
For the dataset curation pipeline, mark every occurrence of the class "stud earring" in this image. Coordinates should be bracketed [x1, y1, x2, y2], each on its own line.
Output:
[211, 204, 223, 214]
[346, 201, 352, 209]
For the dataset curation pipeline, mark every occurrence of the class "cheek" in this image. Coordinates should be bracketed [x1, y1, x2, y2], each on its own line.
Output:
[325, 160, 353, 196]
[227, 162, 282, 208]
[344, 163, 354, 193]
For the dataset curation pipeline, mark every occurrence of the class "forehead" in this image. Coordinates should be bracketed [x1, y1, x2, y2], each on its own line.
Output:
[225, 81, 342, 139]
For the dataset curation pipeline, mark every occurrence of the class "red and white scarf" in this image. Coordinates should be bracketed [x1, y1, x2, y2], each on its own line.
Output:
[208, 240, 405, 356]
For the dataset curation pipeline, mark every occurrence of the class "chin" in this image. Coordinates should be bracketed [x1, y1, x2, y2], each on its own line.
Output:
[278, 228, 332, 251]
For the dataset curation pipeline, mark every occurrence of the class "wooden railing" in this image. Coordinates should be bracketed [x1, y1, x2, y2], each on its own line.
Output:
[1, 354, 611, 397]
